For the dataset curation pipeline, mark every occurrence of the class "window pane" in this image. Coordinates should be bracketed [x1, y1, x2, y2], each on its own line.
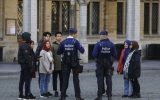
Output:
[92, 2, 99, 34]
[152, 3, 158, 34]
[144, 3, 150, 35]
[62, 1, 70, 34]
[51, 1, 59, 34]
[117, 2, 123, 35]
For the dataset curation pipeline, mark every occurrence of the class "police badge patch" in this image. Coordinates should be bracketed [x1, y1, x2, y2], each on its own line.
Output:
[25, 50, 28, 53]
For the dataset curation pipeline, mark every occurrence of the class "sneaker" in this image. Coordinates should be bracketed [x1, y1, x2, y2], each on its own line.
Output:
[122, 95, 128, 97]
[23, 95, 30, 100]
[17, 94, 24, 100]
[46, 92, 53, 97]
[40, 93, 48, 98]
[55, 91, 59, 97]
[29, 93, 36, 99]
[129, 94, 141, 98]
[94, 96, 102, 100]
[76, 97, 84, 100]
[102, 89, 105, 95]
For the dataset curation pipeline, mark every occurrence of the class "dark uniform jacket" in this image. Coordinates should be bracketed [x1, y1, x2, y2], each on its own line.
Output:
[128, 50, 141, 79]
[57, 37, 85, 65]
[92, 39, 117, 65]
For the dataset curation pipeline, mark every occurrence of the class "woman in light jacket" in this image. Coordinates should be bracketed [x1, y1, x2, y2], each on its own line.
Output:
[39, 40, 54, 98]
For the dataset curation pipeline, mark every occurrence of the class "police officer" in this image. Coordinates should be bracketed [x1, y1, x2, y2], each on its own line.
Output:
[57, 28, 85, 100]
[92, 31, 117, 100]
[18, 32, 35, 99]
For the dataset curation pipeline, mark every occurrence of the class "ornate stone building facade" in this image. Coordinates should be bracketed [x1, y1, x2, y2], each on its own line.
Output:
[0, 0, 160, 62]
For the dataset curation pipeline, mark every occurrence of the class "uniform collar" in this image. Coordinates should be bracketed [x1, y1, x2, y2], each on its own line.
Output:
[67, 36, 74, 38]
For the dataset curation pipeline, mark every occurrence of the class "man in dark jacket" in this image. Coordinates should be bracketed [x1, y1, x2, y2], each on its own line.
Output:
[51, 32, 63, 97]
[35, 32, 51, 62]
[18, 32, 35, 100]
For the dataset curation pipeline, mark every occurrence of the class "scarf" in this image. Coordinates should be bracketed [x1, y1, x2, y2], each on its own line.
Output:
[123, 50, 135, 78]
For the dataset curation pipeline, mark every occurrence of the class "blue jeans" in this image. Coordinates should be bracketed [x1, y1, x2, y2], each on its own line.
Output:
[39, 73, 51, 94]
[124, 79, 132, 96]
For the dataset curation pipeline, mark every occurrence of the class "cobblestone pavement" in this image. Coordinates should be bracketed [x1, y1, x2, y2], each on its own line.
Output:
[0, 60, 160, 100]
[0, 70, 160, 100]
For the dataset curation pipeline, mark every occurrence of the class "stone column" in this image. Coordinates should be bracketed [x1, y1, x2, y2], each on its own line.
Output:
[126, 0, 140, 41]
[23, 0, 37, 42]
[23, 0, 31, 32]
[38, 0, 45, 40]
[79, 1, 88, 63]
[31, 0, 37, 43]
[0, 0, 4, 39]
[158, 2, 160, 35]
[70, 0, 75, 28]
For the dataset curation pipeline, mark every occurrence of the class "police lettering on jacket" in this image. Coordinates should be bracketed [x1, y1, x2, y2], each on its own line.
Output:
[57, 37, 85, 59]
[92, 39, 117, 61]
[64, 44, 74, 51]
[101, 47, 111, 53]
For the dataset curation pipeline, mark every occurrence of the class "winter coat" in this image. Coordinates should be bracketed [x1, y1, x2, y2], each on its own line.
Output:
[39, 50, 54, 74]
[128, 50, 141, 79]
[51, 42, 62, 71]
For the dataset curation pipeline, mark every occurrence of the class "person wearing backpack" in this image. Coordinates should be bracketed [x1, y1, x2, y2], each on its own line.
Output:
[57, 28, 85, 100]
[92, 31, 117, 100]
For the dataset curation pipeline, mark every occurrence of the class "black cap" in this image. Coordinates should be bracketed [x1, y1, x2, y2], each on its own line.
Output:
[69, 28, 77, 34]
[21, 32, 31, 42]
[99, 31, 108, 35]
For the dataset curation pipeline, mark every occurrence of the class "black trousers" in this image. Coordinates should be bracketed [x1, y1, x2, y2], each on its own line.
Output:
[19, 68, 31, 96]
[131, 78, 140, 95]
[52, 70, 63, 91]
[61, 65, 81, 98]
[96, 64, 112, 97]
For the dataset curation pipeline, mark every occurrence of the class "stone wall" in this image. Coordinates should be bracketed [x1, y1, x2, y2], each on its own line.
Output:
[2, 0, 18, 62]
[0, 0, 4, 39]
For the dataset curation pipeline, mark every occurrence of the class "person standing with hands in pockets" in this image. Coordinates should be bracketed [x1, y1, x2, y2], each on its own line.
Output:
[39, 40, 54, 98]
[51, 32, 63, 97]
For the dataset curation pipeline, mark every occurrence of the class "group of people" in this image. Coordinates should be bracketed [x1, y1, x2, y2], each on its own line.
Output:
[117, 40, 141, 98]
[17, 28, 141, 100]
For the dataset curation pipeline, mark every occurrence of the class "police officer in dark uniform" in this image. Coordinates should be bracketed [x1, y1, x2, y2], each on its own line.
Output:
[57, 28, 85, 100]
[92, 31, 117, 100]
[18, 32, 35, 100]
